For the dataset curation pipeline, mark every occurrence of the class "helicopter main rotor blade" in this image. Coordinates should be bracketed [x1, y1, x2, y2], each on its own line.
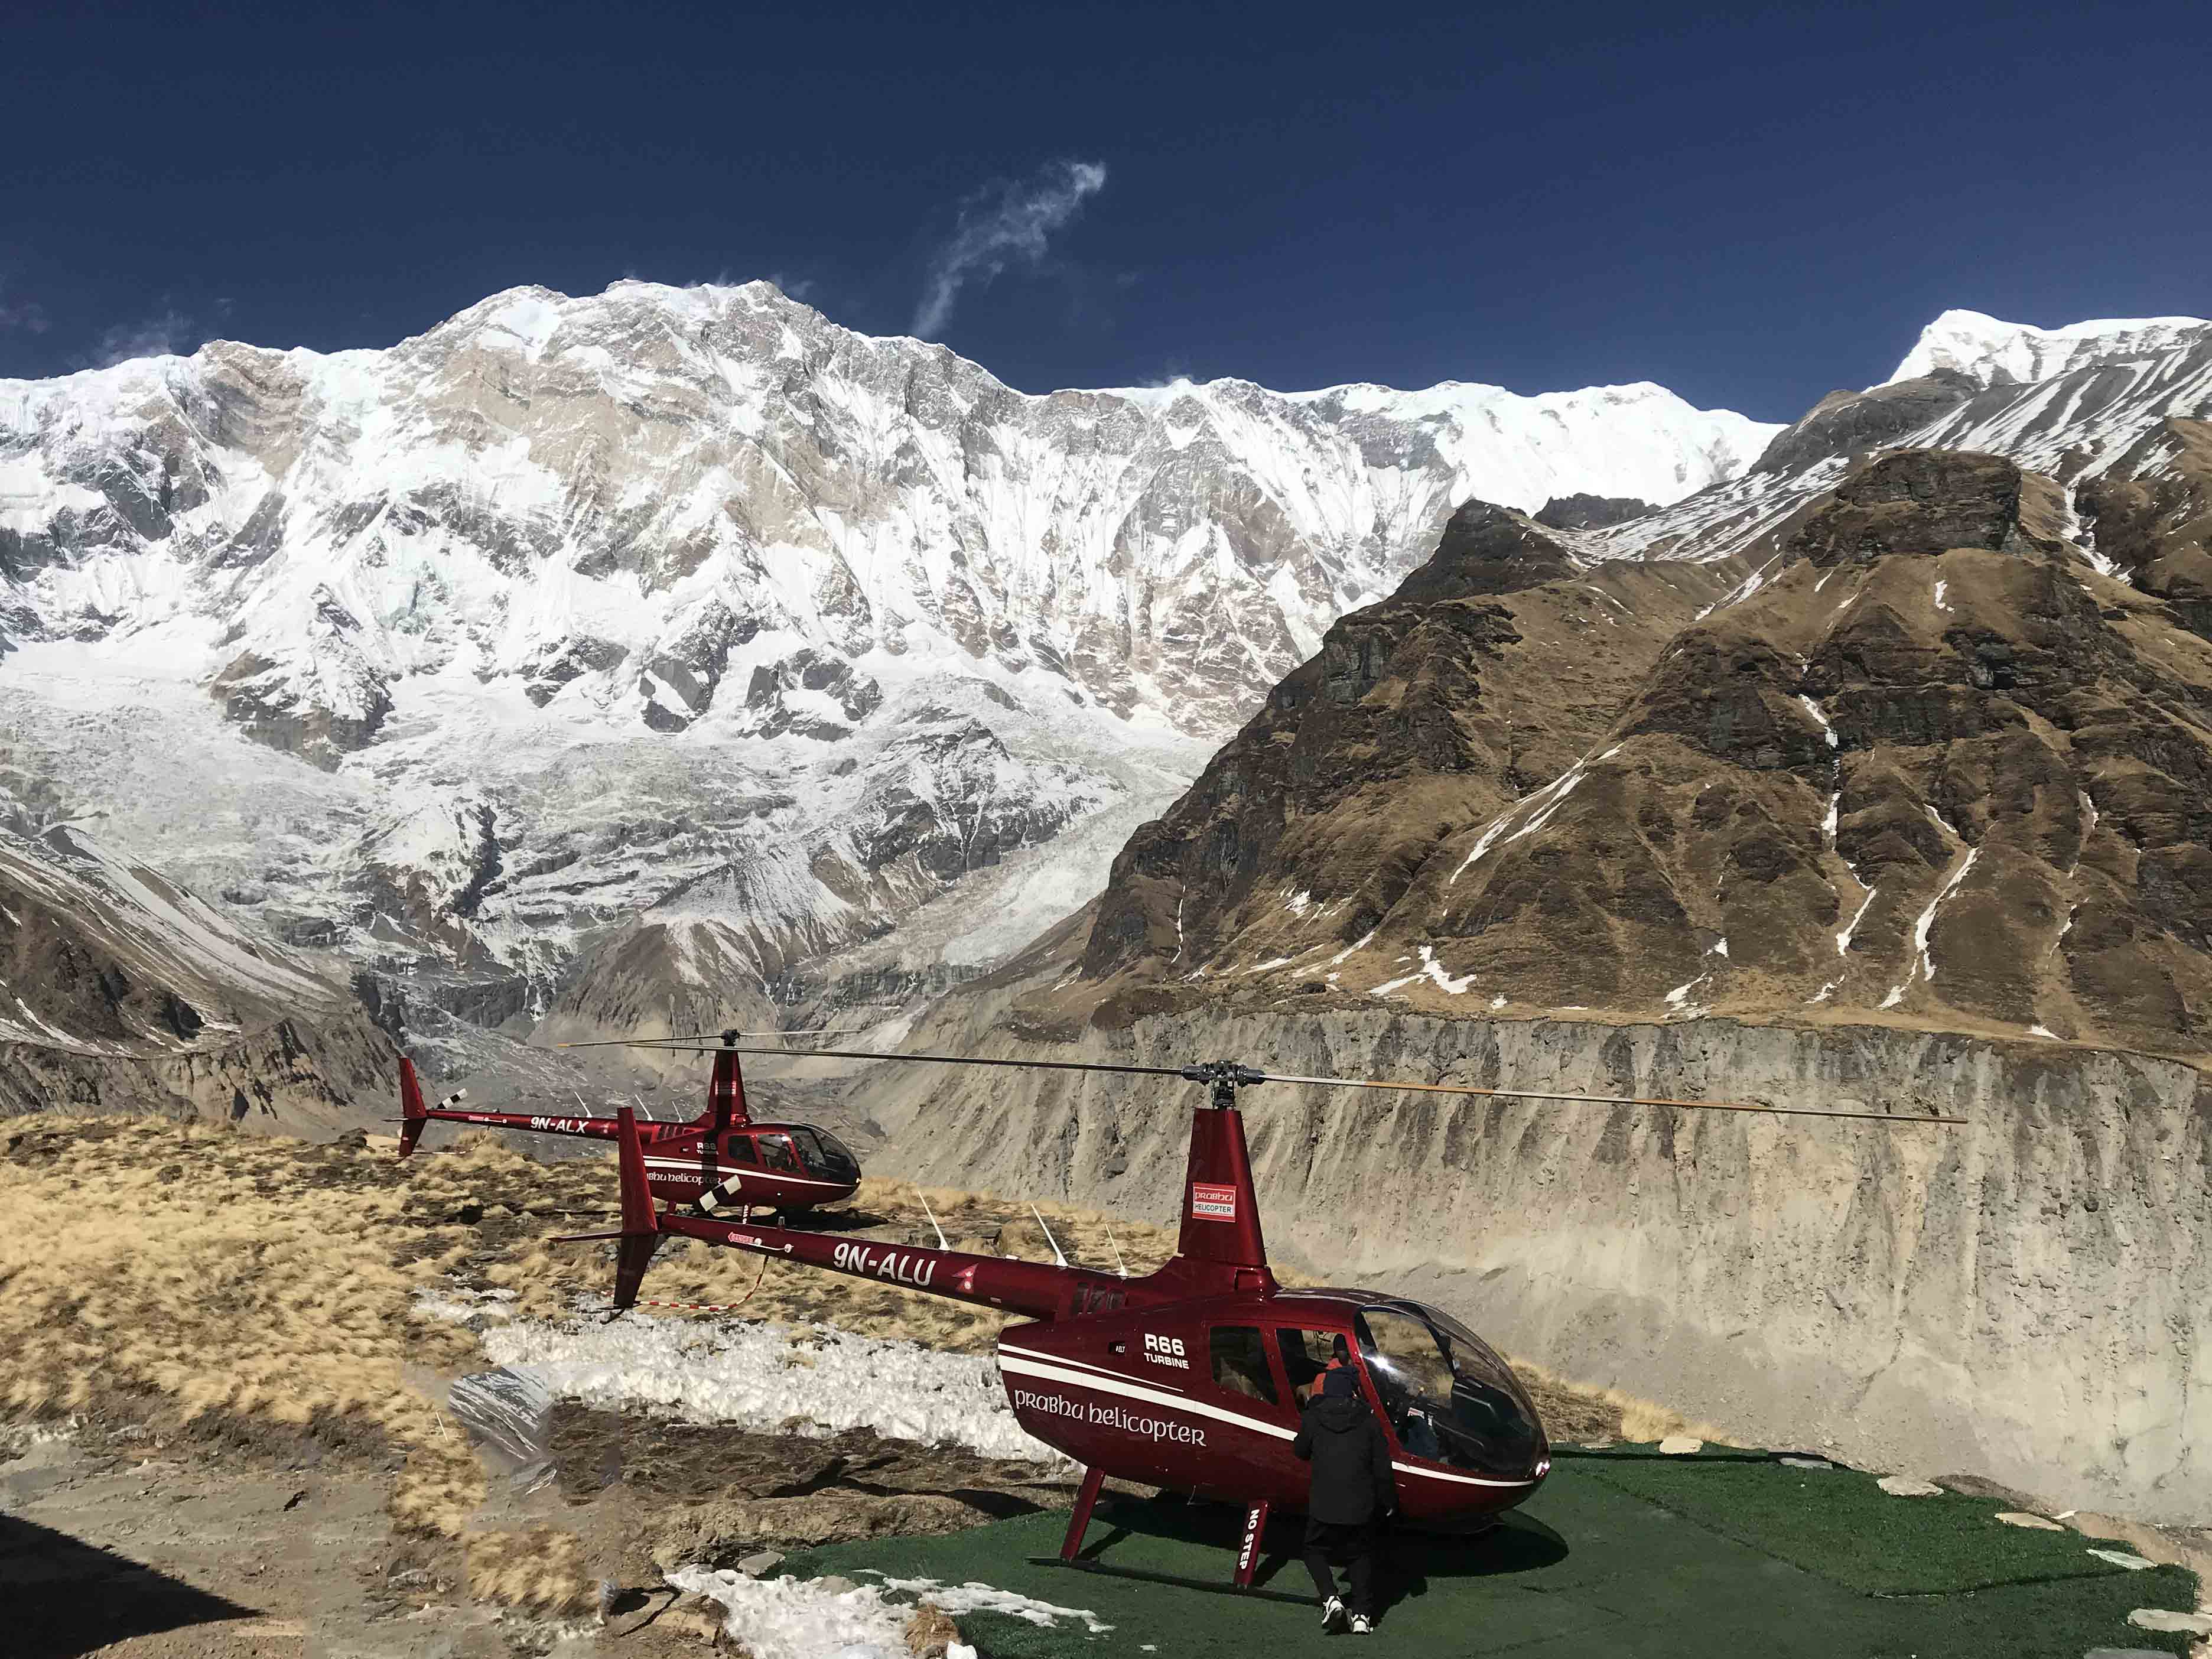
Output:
[572, 1040, 1954, 1123]
[1251, 1069, 1963, 1124]
[554, 1027, 868, 1049]
[572, 1041, 1200, 1080]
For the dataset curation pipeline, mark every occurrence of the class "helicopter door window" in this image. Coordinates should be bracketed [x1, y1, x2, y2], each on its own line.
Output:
[1276, 1327, 1351, 1403]
[722, 1133, 758, 1165]
[1208, 1325, 1279, 1406]
[757, 1134, 801, 1175]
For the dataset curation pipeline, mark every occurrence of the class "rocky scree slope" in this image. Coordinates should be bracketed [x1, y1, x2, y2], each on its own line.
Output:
[0, 279, 1770, 1053]
[0, 822, 395, 1127]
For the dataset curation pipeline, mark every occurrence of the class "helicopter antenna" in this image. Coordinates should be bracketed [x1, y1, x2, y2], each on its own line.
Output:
[1030, 1202, 1070, 1268]
[916, 1190, 951, 1253]
[1105, 1224, 1131, 1279]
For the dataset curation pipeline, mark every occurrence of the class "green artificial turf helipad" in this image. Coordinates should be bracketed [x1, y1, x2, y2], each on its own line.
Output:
[782, 1448, 2201, 1658]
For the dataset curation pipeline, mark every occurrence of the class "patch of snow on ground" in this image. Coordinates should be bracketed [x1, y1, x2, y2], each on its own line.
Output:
[448, 1305, 1061, 1463]
[861, 1573, 1111, 1633]
[1913, 849, 1979, 983]
[1837, 888, 1878, 956]
[1451, 762, 1588, 881]
[1369, 945, 1476, 997]
[1797, 694, 1838, 749]
[1327, 931, 1375, 967]
[666, 1564, 1106, 1658]
[2028, 1023, 2058, 1039]
[2071, 790, 2100, 873]
[665, 1568, 946, 1659]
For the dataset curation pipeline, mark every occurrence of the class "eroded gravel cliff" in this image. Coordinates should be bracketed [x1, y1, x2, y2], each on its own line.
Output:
[868, 982, 2211, 1524]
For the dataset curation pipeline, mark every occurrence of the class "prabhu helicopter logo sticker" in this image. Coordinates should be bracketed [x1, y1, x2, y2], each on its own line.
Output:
[1189, 1182, 1238, 1222]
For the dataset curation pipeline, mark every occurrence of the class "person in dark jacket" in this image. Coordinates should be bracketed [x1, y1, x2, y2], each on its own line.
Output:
[1293, 1365, 1394, 1632]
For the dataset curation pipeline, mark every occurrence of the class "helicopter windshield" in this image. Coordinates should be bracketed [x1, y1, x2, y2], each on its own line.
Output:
[788, 1127, 858, 1181]
[1353, 1302, 1543, 1479]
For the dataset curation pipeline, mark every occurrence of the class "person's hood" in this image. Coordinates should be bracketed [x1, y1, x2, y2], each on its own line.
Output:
[1305, 1396, 1371, 1432]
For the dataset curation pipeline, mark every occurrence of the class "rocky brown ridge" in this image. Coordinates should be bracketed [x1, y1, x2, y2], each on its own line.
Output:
[0, 826, 396, 1127]
[1071, 447, 2212, 1059]
[1081, 502, 1739, 989]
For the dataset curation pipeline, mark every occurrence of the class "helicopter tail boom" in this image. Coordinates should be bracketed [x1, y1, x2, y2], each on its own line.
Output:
[589, 1108, 1111, 1323]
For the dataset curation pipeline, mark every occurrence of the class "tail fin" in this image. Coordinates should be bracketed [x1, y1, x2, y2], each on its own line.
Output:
[398, 1058, 428, 1158]
[1174, 1087, 1270, 1279]
[611, 1107, 663, 1311]
[552, 1107, 664, 1311]
[706, 1039, 751, 1134]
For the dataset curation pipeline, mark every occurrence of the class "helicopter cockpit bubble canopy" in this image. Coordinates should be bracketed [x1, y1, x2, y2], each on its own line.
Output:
[788, 1125, 860, 1180]
[1352, 1298, 1547, 1481]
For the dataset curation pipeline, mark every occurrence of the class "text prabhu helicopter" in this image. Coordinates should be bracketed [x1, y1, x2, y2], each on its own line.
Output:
[395, 1030, 864, 1217]
[562, 1042, 1961, 1599]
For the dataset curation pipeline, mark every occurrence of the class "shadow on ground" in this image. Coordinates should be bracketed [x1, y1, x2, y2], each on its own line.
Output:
[0, 1513, 258, 1659]
[1074, 1489, 1569, 1611]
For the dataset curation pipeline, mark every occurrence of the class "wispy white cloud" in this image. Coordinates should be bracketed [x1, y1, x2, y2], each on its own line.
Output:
[84, 308, 197, 367]
[765, 270, 819, 305]
[913, 159, 1108, 338]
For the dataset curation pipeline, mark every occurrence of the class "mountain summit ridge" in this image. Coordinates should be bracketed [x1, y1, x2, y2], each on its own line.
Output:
[0, 276, 1777, 1040]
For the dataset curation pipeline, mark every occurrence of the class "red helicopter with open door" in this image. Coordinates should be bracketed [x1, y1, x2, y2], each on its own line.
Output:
[395, 1030, 863, 1217]
[563, 1045, 1959, 1599]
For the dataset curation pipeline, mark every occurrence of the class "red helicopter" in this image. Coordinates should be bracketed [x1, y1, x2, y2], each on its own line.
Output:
[564, 1046, 1960, 1599]
[395, 1030, 863, 1218]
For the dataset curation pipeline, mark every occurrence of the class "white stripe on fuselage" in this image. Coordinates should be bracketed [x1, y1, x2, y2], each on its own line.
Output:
[640, 1158, 848, 1189]
[996, 1348, 1539, 1489]
[1000, 1342, 1187, 1396]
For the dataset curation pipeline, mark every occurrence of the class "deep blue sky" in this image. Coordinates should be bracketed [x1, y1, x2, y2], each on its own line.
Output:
[3, 0, 2206, 421]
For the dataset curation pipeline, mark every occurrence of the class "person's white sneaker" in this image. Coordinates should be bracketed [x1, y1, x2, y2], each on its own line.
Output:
[1320, 1596, 1348, 1632]
[1349, 1613, 1373, 1634]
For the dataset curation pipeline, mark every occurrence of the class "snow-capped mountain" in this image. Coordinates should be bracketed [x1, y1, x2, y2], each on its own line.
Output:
[0, 279, 1773, 1050]
[1886, 307, 2212, 389]
[1585, 307, 2212, 578]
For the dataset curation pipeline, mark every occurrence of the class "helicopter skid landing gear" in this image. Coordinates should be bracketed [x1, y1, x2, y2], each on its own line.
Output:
[1027, 1472, 1313, 1605]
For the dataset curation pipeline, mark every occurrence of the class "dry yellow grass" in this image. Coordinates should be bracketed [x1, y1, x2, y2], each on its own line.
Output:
[0, 1117, 487, 1527]
[464, 1525, 598, 1617]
